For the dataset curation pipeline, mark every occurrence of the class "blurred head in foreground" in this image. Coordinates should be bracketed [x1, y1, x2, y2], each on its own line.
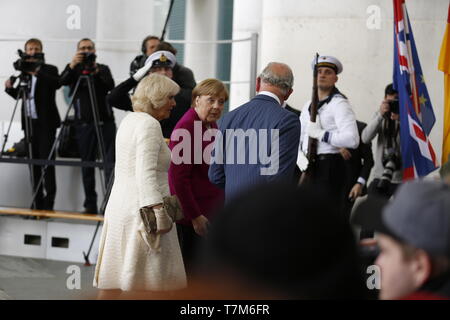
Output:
[194, 183, 366, 299]
[353, 180, 450, 300]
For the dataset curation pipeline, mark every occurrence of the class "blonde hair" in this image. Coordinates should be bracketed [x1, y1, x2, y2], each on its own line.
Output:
[131, 73, 180, 113]
[191, 78, 229, 107]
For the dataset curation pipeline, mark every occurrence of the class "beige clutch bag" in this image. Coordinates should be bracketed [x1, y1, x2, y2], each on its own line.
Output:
[139, 195, 184, 234]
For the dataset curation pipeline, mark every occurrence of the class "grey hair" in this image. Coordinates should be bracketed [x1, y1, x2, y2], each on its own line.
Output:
[131, 73, 180, 113]
[258, 62, 294, 94]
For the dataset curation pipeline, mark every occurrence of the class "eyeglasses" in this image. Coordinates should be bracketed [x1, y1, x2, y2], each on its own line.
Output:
[79, 46, 94, 51]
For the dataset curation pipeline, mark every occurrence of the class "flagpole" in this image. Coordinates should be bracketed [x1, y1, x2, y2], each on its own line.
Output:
[401, 2, 421, 119]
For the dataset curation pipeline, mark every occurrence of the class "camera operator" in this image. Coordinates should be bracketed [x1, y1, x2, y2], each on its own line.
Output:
[4, 38, 61, 210]
[129, 35, 160, 77]
[59, 38, 116, 214]
[362, 84, 402, 200]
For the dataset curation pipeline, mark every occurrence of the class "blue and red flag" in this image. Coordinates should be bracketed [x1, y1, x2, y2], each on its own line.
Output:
[393, 0, 439, 180]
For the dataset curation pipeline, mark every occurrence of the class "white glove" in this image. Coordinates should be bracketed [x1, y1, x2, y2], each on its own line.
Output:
[306, 116, 326, 141]
[132, 62, 153, 82]
[297, 151, 309, 172]
[154, 207, 173, 231]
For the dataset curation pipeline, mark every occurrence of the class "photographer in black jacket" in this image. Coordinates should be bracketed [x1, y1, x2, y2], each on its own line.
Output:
[4, 38, 61, 210]
[59, 38, 116, 214]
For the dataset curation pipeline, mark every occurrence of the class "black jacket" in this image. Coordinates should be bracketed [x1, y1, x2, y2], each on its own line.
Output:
[285, 103, 302, 183]
[5, 64, 61, 129]
[343, 121, 374, 195]
[59, 63, 115, 123]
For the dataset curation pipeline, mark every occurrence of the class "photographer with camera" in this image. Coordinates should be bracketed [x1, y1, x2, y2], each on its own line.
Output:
[4, 38, 61, 210]
[59, 38, 116, 214]
[360, 84, 401, 238]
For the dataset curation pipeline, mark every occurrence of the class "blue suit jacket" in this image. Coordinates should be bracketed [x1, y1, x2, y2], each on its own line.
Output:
[208, 94, 301, 202]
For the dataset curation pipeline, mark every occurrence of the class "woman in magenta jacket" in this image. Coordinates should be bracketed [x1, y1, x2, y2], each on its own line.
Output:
[168, 78, 228, 278]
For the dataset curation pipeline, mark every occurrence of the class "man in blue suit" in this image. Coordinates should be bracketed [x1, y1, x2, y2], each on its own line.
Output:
[209, 62, 300, 202]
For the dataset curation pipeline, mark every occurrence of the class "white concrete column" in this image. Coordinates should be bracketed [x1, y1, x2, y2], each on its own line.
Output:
[229, 0, 262, 110]
[184, 0, 219, 82]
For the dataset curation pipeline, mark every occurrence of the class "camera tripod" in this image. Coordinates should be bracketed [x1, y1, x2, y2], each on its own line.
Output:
[33, 73, 114, 212]
[1, 73, 39, 209]
[36, 72, 115, 265]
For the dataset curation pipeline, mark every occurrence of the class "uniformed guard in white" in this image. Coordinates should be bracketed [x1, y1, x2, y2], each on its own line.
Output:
[297, 55, 359, 217]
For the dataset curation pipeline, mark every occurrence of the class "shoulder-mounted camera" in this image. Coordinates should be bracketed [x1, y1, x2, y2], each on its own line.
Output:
[13, 49, 45, 73]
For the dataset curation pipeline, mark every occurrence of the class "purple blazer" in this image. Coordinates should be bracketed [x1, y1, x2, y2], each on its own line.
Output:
[168, 108, 224, 226]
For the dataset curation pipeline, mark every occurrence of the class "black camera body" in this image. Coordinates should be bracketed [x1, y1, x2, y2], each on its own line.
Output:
[377, 147, 401, 191]
[13, 49, 44, 73]
[387, 99, 399, 115]
[80, 52, 97, 74]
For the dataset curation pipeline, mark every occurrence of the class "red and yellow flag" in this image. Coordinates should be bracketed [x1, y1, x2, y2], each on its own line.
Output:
[438, 2, 450, 164]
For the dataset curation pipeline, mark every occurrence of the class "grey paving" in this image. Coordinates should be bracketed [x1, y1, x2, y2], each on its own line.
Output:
[0, 255, 98, 300]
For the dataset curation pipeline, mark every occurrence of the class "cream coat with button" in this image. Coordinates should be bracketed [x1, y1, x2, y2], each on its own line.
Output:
[93, 112, 186, 291]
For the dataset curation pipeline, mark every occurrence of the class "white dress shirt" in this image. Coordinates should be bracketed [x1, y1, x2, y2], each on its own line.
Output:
[258, 91, 281, 105]
[26, 75, 38, 119]
[299, 94, 359, 155]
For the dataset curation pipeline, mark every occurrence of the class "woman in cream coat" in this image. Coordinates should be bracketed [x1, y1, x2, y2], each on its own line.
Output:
[94, 73, 186, 298]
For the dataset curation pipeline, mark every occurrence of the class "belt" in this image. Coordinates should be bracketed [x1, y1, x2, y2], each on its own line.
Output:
[317, 153, 341, 161]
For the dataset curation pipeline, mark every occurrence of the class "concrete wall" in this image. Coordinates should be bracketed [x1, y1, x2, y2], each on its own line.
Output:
[184, 0, 219, 82]
[229, 0, 262, 110]
[0, 0, 448, 210]
[0, 0, 169, 210]
[255, 0, 447, 162]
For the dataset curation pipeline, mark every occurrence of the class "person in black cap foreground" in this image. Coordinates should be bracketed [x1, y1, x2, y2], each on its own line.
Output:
[107, 50, 190, 138]
[352, 180, 450, 300]
[192, 183, 367, 299]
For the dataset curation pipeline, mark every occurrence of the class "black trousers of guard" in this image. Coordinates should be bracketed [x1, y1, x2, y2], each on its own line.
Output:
[311, 153, 347, 221]
[30, 120, 57, 210]
[75, 121, 116, 213]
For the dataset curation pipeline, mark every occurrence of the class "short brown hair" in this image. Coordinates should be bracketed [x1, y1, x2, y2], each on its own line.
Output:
[191, 79, 229, 107]
[77, 38, 95, 49]
[24, 38, 42, 51]
[156, 41, 178, 56]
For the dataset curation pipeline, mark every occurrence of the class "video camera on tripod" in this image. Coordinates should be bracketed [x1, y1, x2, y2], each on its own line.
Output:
[13, 49, 44, 73]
